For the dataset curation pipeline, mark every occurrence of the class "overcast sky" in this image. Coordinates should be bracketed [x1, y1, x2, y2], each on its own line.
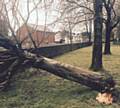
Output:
[18, 0, 59, 25]
[5, 0, 86, 33]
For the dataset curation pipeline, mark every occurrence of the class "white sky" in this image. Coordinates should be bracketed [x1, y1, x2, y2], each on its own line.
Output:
[18, 0, 59, 26]
[7, 0, 86, 33]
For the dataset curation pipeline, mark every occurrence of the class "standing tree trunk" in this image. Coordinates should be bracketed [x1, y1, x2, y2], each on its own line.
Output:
[90, 0, 103, 71]
[89, 20, 92, 42]
[104, 24, 112, 55]
[103, 0, 120, 54]
[68, 22, 73, 51]
[104, 10, 112, 55]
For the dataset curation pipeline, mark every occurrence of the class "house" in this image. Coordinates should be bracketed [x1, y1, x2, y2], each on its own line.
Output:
[55, 31, 66, 43]
[16, 24, 55, 48]
[55, 30, 72, 44]
[55, 30, 84, 44]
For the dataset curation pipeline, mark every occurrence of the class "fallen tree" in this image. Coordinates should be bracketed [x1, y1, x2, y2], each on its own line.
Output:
[0, 34, 115, 93]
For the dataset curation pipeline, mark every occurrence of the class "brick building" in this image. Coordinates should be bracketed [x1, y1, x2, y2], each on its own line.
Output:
[16, 24, 55, 48]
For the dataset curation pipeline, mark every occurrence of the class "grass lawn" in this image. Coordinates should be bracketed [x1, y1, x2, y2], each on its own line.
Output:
[0, 45, 120, 108]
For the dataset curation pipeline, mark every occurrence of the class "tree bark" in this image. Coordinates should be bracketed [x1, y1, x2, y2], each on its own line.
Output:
[89, 20, 92, 42]
[104, 23, 112, 55]
[104, 9, 112, 55]
[0, 50, 115, 92]
[33, 57, 115, 92]
[90, 0, 103, 71]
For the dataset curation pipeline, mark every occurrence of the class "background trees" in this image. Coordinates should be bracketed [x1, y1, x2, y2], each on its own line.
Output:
[103, 0, 120, 55]
[55, 0, 93, 43]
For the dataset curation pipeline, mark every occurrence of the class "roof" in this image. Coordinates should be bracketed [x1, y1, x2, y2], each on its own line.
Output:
[26, 24, 52, 32]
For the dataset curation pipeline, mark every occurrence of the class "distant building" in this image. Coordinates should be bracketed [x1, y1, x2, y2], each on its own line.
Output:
[55, 30, 88, 44]
[72, 33, 82, 43]
[81, 32, 90, 42]
[16, 24, 55, 48]
[55, 31, 66, 43]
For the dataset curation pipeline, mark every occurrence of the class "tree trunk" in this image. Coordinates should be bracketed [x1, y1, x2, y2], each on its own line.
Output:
[104, 11, 112, 55]
[104, 24, 112, 55]
[89, 20, 92, 42]
[0, 50, 115, 92]
[69, 23, 73, 51]
[33, 57, 115, 92]
[90, 0, 103, 71]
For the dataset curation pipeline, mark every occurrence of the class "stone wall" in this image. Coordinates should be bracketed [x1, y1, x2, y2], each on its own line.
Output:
[31, 42, 92, 58]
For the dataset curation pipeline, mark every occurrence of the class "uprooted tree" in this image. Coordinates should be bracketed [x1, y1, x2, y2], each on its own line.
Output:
[0, 0, 117, 99]
[0, 34, 115, 93]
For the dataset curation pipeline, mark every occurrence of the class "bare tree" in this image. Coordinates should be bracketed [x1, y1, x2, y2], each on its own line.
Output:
[82, 1, 93, 42]
[102, 0, 120, 54]
[114, 1, 120, 43]
[90, 0, 103, 71]
[55, 0, 94, 45]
